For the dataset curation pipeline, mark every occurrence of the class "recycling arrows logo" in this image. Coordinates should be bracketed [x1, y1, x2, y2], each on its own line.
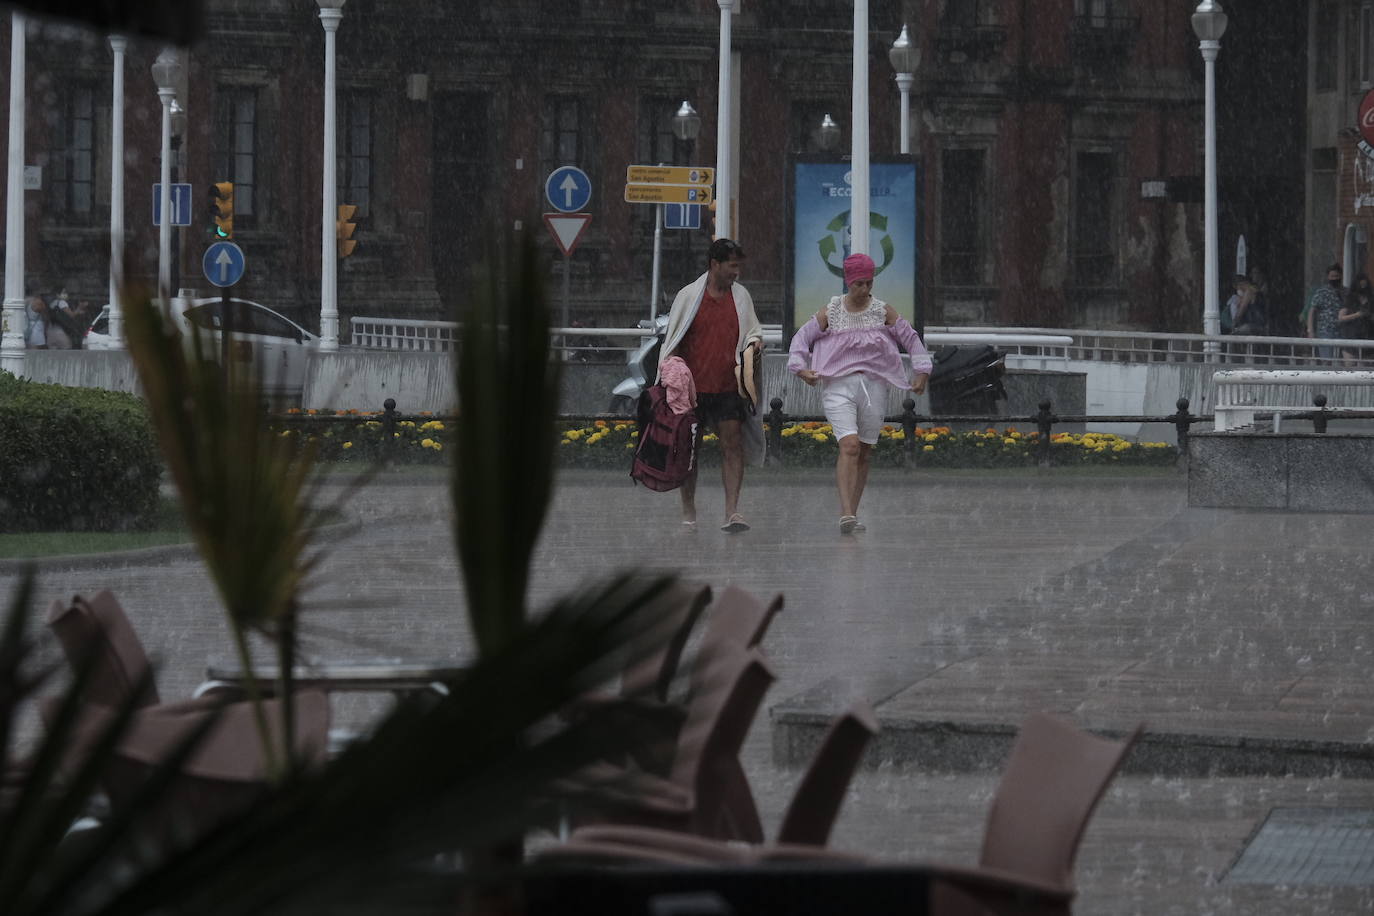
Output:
[817, 210, 895, 280]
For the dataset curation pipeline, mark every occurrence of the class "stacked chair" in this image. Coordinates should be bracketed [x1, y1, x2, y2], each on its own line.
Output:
[540, 579, 1145, 916]
[42, 590, 330, 846]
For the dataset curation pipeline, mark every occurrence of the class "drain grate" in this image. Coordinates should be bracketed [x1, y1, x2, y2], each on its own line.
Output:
[1225, 808, 1374, 886]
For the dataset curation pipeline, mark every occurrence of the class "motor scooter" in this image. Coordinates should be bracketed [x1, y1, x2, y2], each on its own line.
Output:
[608, 314, 668, 416]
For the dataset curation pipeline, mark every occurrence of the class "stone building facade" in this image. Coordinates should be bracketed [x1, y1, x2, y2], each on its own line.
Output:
[0, 1, 1306, 338]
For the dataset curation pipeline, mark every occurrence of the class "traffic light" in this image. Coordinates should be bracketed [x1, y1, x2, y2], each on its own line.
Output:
[337, 204, 357, 259]
[208, 181, 234, 239]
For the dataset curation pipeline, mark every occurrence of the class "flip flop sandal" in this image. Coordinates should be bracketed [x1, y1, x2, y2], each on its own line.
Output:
[839, 516, 858, 534]
[721, 514, 750, 533]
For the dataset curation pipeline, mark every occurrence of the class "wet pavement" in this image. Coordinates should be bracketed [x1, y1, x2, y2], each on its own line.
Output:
[8, 465, 1374, 914]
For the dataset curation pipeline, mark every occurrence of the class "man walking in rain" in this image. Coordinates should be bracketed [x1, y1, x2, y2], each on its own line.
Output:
[659, 238, 764, 533]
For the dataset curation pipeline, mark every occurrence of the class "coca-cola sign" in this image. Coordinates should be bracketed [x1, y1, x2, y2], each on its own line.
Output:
[1360, 90, 1374, 148]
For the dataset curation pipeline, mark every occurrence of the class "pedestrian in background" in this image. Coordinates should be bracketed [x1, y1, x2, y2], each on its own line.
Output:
[1307, 263, 1344, 360]
[787, 253, 932, 534]
[23, 293, 47, 349]
[659, 238, 764, 533]
[1339, 272, 1373, 365]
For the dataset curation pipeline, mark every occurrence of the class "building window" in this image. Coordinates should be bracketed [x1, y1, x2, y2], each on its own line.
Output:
[337, 92, 372, 217]
[943, 0, 985, 28]
[941, 148, 986, 287]
[1074, 151, 1116, 286]
[214, 88, 257, 221]
[540, 95, 582, 179]
[1076, 0, 1129, 26]
[1315, 2, 1337, 92]
[52, 85, 95, 219]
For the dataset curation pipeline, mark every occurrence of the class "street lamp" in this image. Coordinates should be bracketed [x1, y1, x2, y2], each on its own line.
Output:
[888, 24, 920, 155]
[2, 12, 28, 374]
[817, 113, 841, 152]
[107, 34, 127, 346]
[169, 99, 187, 295]
[151, 48, 182, 302]
[672, 100, 701, 143]
[318, 0, 347, 352]
[1192, 0, 1227, 354]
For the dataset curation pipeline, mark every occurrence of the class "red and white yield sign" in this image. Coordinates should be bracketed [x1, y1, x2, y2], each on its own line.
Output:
[543, 212, 592, 257]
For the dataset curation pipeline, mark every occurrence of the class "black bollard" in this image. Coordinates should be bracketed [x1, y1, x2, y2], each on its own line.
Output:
[382, 398, 397, 466]
[1034, 399, 1056, 467]
[1173, 397, 1193, 459]
[1313, 394, 1328, 434]
[902, 398, 917, 469]
[766, 397, 785, 466]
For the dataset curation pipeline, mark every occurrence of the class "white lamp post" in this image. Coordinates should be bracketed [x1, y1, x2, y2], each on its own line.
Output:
[107, 35, 127, 345]
[1192, 0, 1227, 355]
[318, 0, 346, 352]
[851, 0, 870, 256]
[888, 24, 919, 155]
[151, 48, 182, 303]
[2, 12, 28, 375]
[647, 101, 701, 321]
[716, 0, 735, 240]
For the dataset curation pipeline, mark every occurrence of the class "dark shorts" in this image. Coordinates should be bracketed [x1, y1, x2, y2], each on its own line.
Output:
[696, 391, 747, 429]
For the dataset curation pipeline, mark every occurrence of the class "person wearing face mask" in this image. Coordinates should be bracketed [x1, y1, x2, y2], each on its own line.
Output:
[1307, 263, 1344, 360]
[788, 253, 932, 534]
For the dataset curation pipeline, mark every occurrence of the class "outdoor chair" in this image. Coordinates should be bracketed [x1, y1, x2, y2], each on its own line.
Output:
[559, 646, 775, 842]
[549, 700, 880, 864]
[46, 591, 162, 709]
[925, 711, 1145, 916]
[44, 690, 330, 847]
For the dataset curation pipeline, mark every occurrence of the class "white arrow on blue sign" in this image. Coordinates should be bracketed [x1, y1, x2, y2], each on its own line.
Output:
[202, 241, 246, 288]
[152, 183, 194, 227]
[664, 203, 701, 230]
[545, 166, 592, 213]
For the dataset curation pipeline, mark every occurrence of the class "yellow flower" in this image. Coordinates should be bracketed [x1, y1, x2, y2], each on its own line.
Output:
[626, 442, 635, 449]
[924, 433, 939, 442]
[421, 438, 435, 449]
[432, 442, 443, 452]
[923, 444, 935, 452]
[781, 428, 797, 437]
[1003, 438, 1017, 446]
[890, 430, 904, 440]
[704, 433, 718, 442]
[615, 423, 628, 432]
[812, 433, 827, 442]
[566, 430, 583, 440]
[343, 441, 353, 449]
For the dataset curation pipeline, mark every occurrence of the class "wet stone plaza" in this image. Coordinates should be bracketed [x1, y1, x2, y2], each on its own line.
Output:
[7, 465, 1374, 915]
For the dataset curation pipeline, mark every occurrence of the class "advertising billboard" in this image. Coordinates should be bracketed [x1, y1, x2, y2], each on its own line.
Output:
[788, 157, 920, 335]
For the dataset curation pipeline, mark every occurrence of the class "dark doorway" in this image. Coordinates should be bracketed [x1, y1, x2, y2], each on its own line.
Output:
[431, 92, 491, 316]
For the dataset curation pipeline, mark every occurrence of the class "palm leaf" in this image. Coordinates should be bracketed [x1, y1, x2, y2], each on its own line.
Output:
[454, 238, 561, 656]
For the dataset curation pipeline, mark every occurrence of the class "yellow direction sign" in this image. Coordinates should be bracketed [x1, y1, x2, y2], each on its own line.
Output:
[624, 184, 713, 205]
[626, 165, 714, 185]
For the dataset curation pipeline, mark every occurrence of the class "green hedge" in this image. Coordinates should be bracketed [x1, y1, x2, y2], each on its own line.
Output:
[0, 372, 162, 532]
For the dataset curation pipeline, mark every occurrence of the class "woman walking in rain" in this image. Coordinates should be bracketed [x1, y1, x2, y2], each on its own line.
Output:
[787, 253, 932, 534]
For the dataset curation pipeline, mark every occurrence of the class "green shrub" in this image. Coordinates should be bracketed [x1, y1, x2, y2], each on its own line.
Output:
[0, 371, 162, 532]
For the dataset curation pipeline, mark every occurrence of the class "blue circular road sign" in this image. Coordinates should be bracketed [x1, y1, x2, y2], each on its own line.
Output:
[545, 165, 592, 213]
[203, 241, 246, 288]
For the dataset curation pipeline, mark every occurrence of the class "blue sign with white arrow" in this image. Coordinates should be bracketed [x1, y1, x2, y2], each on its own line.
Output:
[152, 183, 193, 227]
[545, 165, 592, 213]
[203, 241, 246, 288]
[664, 203, 701, 230]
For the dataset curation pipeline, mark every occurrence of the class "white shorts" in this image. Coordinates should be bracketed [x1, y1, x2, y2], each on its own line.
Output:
[821, 374, 890, 444]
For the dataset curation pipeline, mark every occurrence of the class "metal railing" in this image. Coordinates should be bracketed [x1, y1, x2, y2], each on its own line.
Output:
[347, 317, 1374, 371]
[1212, 369, 1374, 431]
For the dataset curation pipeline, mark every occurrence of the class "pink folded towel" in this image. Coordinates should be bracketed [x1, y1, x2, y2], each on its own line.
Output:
[659, 355, 697, 415]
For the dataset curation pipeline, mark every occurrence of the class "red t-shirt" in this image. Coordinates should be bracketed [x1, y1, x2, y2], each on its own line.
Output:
[676, 288, 739, 394]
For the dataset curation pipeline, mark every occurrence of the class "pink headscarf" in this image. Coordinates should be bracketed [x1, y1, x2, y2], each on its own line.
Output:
[843, 253, 875, 286]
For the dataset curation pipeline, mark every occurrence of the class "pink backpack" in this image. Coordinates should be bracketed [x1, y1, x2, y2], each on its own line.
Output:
[630, 385, 698, 492]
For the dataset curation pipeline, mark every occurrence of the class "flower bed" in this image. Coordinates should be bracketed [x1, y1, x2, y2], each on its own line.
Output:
[556, 420, 1178, 469]
[268, 413, 1178, 469]
[272, 409, 450, 465]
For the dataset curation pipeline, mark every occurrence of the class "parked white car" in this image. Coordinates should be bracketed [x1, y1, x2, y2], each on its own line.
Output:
[84, 299, 318, 395]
